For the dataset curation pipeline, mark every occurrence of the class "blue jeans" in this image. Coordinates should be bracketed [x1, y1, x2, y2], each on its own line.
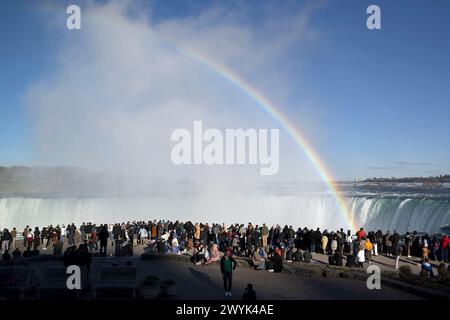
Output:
[223, 272, 232, 292]
[254, 261, 265, 270]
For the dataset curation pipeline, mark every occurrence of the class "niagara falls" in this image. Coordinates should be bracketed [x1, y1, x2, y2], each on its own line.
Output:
[1, 0, 449, 304]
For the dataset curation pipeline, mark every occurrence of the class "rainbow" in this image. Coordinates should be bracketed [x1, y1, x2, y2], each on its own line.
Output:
[169, 44, 357, 231]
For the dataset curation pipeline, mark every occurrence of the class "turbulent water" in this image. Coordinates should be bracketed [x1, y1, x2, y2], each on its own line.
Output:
[0, 182, 449, 233]
[346, 195, 450, 233]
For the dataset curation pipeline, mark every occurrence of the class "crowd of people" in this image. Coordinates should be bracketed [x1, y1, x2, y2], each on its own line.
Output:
[0, 220, 449, 297]
[1, 221, 449, 276]
[0, 220, 450, 264]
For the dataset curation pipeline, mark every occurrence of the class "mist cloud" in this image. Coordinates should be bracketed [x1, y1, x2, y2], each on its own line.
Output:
[25, 0, 323, 186]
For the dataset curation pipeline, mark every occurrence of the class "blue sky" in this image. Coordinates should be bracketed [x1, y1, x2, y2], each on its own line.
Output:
[0, 0, 449, 180]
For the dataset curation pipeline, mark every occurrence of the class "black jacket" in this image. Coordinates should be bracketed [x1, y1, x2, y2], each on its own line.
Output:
[220, 256, 237, 274]
[98, 228, 109, 242]
[242, 289, 257, 301]
[272, 254, 283, 272]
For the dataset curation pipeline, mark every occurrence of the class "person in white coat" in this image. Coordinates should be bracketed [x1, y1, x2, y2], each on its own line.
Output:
[357, 247, 365, 268]
[139, 227, 148, 245]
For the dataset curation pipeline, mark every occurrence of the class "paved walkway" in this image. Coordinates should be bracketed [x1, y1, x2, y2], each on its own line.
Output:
[5, 241, 449, 300]
[20, 256, 423, 300]
[137, 258, 422, 300]
[306, 251, 445, 275]
[7, 240, 446, 276]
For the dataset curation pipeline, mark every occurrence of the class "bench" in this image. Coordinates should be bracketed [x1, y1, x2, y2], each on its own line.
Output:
[94, 266, 137, 299]
[37, 266, 88, 299]
[0, 266, 37, 299]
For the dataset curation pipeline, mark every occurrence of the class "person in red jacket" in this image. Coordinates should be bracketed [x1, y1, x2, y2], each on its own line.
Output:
[441, 235, 450, 262]
[356, 228, 366, 240]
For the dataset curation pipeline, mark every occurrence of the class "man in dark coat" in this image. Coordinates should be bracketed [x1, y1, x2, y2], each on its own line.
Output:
[242, 283, 257, 301]
[98, 225, 109, 257]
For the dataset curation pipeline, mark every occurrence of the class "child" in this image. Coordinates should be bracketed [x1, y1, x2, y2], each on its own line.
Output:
[357, 247, 365, 268]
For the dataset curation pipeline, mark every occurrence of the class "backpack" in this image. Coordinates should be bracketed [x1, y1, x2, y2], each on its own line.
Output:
[303, 251, 312, 263]
[286, 250, 293, 261]
[294, 250, 303, 262]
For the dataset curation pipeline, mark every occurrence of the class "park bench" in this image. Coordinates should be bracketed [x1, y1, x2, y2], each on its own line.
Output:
[94, 266, 137, 299]
[37, 266, 88, 299]
[0, 266, 37, 299]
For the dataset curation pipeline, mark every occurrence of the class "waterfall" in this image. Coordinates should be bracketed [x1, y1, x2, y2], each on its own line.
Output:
[0, 194, 449, 233]
[346, 196, 450, 233]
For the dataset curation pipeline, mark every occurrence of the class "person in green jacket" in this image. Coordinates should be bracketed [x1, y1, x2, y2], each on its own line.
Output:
[220, 249, 237, 297]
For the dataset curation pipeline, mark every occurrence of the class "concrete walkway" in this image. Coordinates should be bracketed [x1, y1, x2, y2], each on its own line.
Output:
[16, 256, 423, 300]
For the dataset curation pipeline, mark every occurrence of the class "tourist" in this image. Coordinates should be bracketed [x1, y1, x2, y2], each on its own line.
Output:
[1, 229, 11, 252]
[25, 228, 34, 249]
[220, 249, 237, 297]
[391, 230, 400, 247]
[365, 238, 373, 263]
[252, 246, 266, 270]
[98, 225, 109, 257]
[393, 243, 402, 269]
[441, 234, 449, 263]
[431, 237, 440, 262]
[10, 227, 17, 250]
[68, 224, 76, 246]
[271, 248, 283, 272]
[22, 225, 29, 247]
[356, 228, 366, 240]
[261, 223, 269, 249]
[337, 231, 345, 255]
[63, 245, 77, 267]
[321, 233, 328, 254]
[421, 258, 434, 278]
[374, 230, 382, 256]
[346, 253, 357, 267]
[330, 235, 338, 254]
[285, 247, 294, 262]
[293, 248, 303, 262]
[384, 231, 392, 256]
[303, 249, 312, 263]
[308, 229, 316, 253]
[205, 243, 220, 265]
[139, 226, 148, 245]
[194, 223, 200, 240]
[344, 230, 352, 254]
[41, 227, 48, 250]
[405, 232, 412, 257]
[242, 283, 257, 301]
[60, 224, 66, 244]
[314, 228, 322, 254]
[171, 237, 180, 254]
[2, 249, 11, 262]
[191, 243, 206, 265]
[89, 226, 99, 252]
[357, 245, 365, 269]
[53, 238, 63, 256]
[232, 235, 240, 256]
[33, 227, 40, 250]
[421, 244, 430, 260]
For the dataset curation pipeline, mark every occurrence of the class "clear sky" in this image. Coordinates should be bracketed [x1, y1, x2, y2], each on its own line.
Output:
[0, 0, 449, 181]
